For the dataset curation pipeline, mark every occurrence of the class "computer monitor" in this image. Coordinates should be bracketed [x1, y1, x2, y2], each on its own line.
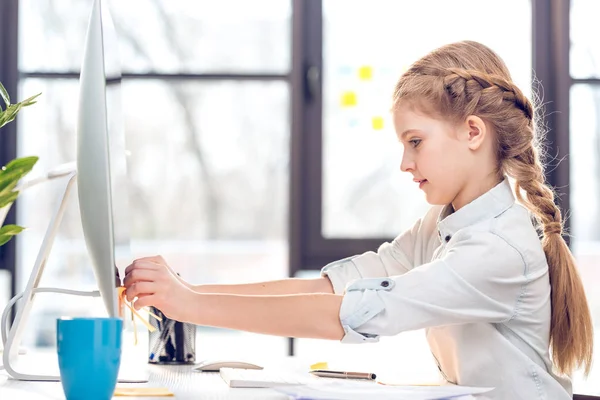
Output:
[2, 0, 134, 381]
[77, 0, 125, 318]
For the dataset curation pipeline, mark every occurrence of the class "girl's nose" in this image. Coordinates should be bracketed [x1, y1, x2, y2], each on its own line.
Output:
[401, 153, 415, 172]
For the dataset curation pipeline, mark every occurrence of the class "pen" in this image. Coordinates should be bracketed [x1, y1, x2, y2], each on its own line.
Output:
[309, 369, 377, 380]
[150, 318, 173, 361]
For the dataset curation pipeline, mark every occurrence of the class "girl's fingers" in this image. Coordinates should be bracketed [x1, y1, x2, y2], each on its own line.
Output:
[133, 295, 156, 310]
[145, 255, 167, 265]
[123, 269, 159, 287]
[126, 281, 156, 302]
[125, 260, 160, 276]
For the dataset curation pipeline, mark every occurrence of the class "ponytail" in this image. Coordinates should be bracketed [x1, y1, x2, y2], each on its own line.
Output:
[506, 148, 593, 375]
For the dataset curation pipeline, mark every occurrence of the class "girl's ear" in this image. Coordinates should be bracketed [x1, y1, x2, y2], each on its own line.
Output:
[464, 115, 487, 151]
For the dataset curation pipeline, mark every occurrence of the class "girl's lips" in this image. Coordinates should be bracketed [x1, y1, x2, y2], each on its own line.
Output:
[418, 180, 428, 189]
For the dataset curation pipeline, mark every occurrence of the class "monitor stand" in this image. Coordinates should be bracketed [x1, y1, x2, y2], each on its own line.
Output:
[1, 170, 147, 382]
[2, 171, 78, 381]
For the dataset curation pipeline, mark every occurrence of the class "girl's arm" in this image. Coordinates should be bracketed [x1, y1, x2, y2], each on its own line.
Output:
[123, 258, 345, 340]
[189, 277, 334, 296]
[186, 292, 345, 340]
[129, 256, 335, 296]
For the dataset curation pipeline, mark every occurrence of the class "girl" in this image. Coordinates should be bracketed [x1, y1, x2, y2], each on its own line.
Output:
[123, 41, 593, 399]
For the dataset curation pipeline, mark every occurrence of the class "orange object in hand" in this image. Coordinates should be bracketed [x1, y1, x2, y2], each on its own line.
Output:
[117, 286, 161, 345]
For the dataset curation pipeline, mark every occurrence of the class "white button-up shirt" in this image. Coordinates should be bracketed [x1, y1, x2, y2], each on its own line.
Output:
[321, 179, 572, 400]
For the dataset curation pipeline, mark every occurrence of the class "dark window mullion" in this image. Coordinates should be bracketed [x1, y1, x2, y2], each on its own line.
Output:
[532, 0, 571, 242]
[290, 0, 323, 276]
[572, 78, 600, 85]
[291, 0, 393, 274]
[0, 0, 20, 303]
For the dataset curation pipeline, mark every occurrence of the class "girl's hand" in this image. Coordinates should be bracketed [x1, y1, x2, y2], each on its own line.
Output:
[125, 255, 192, 289]
[123, 255, 197, 322]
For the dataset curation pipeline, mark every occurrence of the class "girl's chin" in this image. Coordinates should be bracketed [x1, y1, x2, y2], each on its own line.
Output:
[424, 189, 452, 206]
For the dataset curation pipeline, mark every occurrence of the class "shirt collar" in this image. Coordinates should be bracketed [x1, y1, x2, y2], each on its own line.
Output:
[437, 179, 515, 242]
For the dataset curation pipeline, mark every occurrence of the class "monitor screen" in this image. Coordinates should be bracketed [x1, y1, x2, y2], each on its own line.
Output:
[77, 0, 130, 317]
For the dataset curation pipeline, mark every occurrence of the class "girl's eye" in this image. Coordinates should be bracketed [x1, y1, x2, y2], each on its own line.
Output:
[409, 139, 421, 148]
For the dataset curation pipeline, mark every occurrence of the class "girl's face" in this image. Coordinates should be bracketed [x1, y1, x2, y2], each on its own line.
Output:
[393, 103, 480, 208]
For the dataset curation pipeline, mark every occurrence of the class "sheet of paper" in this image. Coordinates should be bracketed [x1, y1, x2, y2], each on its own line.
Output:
[273, 380, 492, 400]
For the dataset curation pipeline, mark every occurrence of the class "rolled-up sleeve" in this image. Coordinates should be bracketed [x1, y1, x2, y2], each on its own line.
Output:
[337, 230, 530, 343]
[321, 218, 423, 294]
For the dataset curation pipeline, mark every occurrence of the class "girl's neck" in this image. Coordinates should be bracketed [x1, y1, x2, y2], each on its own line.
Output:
[452, 173, 503, 211]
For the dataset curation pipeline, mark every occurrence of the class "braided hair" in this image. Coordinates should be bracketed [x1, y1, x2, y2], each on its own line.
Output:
[393, 41, 593, 376]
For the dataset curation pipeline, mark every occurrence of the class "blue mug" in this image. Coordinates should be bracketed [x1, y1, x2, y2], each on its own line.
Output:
[57, 317, 123, 400]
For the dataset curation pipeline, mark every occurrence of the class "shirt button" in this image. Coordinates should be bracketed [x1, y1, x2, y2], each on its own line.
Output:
[444, 235, 451, 242]
[380, 281, 390, 288]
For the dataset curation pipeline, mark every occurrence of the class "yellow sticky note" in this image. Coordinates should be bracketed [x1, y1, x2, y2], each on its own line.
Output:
[372, 116, 384, 130]
[358, 65, 373, 81]
[117, 286, 160, 347]
[114, 387, 174, 397]
[310, 362, 329, 370]
[341, 91, 357, 107]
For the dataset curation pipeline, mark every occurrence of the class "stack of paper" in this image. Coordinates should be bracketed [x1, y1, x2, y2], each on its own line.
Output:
[273, 381, 493, 400]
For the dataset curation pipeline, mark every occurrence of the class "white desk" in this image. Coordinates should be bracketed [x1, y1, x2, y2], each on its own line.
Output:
[0, 362, 288, 400]
[0, 331, 444, 399]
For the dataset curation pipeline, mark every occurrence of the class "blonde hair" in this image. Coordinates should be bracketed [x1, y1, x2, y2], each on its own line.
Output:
[393, 40, 593, 375]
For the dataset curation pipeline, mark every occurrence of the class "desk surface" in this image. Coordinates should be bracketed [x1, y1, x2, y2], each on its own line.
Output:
[5, 341, 599, 399]
[0, 329, 446, 399]
[0, 362, 288, 400]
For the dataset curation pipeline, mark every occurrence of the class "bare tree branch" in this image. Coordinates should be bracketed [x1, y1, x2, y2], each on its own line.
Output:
[112, 0, 220, 239]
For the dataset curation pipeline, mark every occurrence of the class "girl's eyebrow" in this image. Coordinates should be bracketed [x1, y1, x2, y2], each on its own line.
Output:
[400, 129, 422, 140]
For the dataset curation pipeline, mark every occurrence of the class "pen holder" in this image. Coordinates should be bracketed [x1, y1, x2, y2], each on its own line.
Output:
[148, 307, 196, 364]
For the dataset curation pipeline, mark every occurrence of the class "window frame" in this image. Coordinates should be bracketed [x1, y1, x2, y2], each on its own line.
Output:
[0, 0, 19, 308]
[291, 0, 573, 272]
[3, 0, 599, 396]
[1, 0, 291, 314]
[289, 0, 384, 277]
[291, 0, 600, 396]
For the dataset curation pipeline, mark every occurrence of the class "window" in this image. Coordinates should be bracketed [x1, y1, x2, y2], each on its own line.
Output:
[19, 0, 290, 74]
[295, 0, 534, 376]
[322, 0, 532, 239]
[290, 0, 533, 276]
[570, 0, 600, 393]
[2, 0, 599, 397]
[15, 0, 291, 359]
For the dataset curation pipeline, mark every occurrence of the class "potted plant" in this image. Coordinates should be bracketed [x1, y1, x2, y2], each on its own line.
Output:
[0, 82, 40, 246]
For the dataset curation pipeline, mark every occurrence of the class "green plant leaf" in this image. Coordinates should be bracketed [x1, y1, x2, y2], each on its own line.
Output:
[0, 114, 10, 128]
[0, 169, 25, 195]
[0, 104, 19, 128]
[4, 156, 39, 171]
[0, 86, 41, 129]
[0, 224, 25, 246]
[0, 191, 19, 209]
[0, 156, 38, 196]
[0, 103, 23, 128]
[0, 82, 10, 107]
[19, 92, 41, 107]
[0, 174, 19, 196]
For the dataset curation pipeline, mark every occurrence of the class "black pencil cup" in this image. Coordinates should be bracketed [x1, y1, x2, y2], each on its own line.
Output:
[148, 306, 196, 364]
